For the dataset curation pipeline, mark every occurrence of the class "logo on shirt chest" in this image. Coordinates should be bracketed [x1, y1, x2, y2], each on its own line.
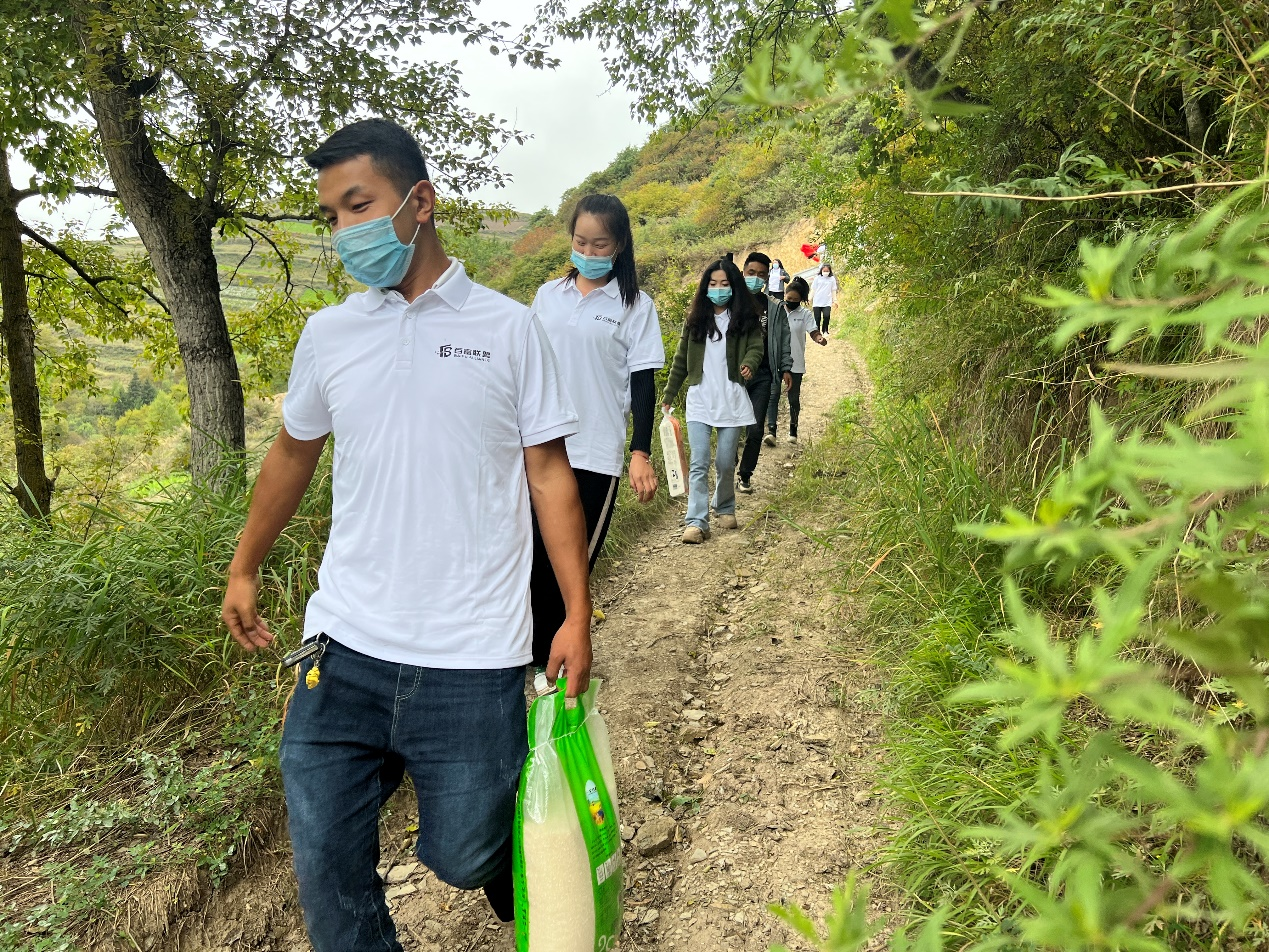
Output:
[436, 343, 491, 362]
[593, 314, 620, 327]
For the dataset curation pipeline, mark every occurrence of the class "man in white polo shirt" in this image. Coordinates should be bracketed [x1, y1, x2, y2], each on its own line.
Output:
[219, 119, 592, 951]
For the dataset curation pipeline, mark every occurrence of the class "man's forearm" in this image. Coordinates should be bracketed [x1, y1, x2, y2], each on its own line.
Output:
[525, 444, 592, 620]
[230, 432, 327, 577]
[534, 490, 592, 619]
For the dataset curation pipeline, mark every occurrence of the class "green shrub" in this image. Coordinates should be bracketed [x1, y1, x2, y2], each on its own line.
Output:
[775, 191, 1269, 952]
[0, 461, 330, 812]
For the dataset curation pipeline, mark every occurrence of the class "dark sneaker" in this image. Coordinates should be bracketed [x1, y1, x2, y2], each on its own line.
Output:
[763, 433, 777, 447]
[738, 476, 753, 493]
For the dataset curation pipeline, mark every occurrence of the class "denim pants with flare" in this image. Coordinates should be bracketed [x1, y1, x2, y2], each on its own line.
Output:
[280, 636, 527, 952]
[686, 420, 743, 532]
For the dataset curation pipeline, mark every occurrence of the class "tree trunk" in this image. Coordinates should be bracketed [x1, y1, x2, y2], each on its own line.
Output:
[1173, 0, 1210, 151]
[0, 147, 53, 518]
[74, 19, 245, 486]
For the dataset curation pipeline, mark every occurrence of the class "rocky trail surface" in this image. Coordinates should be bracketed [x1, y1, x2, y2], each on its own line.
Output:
[167, 335, 884, 952]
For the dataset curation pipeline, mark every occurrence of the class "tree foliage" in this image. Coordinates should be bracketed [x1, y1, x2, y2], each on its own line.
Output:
[1, 0, 556, 488]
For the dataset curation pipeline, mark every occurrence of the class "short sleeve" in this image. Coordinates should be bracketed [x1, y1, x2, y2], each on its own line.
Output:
[624, 293, 666, 374]
[282, 325, 333, 440]
[517, 314, 579, 448]
[527, 284, 545, 320]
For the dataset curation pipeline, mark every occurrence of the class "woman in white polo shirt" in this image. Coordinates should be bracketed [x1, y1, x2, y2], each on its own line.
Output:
[528, 194, 665, 665]
[811, 263, 839, 335]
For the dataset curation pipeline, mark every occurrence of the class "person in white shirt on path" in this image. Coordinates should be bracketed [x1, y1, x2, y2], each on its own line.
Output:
[219, 119, 591, 951]
[765, 277, 827, 445]
[767, 258, 788, 300]
[811, 263, 839, 335]
[661, 259, 765, 544]
[528, 194, 664, 666]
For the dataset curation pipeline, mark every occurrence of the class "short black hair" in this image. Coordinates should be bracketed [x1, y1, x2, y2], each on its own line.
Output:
[305, 119, 429, 196]
[744, 251, 771, 268]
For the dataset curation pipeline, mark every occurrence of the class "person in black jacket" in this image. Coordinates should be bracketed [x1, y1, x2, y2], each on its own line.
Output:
[736, 252, 792, 493]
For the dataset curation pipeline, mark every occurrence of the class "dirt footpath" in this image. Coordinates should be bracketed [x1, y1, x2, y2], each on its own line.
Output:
[166, 337, 885, 952]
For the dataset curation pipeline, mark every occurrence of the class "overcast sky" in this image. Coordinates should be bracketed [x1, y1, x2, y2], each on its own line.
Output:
[18, 0, 651, 235]
[422, 1, 653, 212]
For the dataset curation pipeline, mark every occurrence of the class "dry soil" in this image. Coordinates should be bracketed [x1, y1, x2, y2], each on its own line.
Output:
[161, 330, 886, 952]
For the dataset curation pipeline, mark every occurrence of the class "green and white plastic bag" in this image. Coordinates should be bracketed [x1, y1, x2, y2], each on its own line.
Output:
[513, 678, 623, 951]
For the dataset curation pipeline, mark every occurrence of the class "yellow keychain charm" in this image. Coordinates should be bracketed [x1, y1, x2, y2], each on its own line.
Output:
[305, 660, 321, 689]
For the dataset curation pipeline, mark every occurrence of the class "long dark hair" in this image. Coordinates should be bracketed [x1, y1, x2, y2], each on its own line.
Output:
[685, 258, 759, 342]
[567, 194, 638, 308]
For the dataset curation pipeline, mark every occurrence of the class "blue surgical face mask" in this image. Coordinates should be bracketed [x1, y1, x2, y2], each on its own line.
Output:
[571, 249, 614, 280]
[331, 192, 421, 288]
[744, 275, 765, 292]
[707, 287, 733, 306]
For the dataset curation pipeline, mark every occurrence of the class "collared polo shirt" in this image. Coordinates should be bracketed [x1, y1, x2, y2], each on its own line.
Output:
[529, 277, 664, 477]
[811, 274, 838, 307]
[787, 304, 818, 374]
[282, 258, 578, 668]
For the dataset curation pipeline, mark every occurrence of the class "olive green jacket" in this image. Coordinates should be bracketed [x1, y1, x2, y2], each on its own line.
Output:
[662, 315, 766, 405]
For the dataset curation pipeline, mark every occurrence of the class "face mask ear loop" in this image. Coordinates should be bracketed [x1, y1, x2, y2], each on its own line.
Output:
[395, 191, 423, 247]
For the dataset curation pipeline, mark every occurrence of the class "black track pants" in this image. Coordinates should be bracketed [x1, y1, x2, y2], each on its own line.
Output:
[529, 468, 619, 666]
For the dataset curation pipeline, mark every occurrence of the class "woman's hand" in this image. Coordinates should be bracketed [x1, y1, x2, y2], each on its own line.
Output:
[783, 372, 793, 391]
[628, 452, 658, 504]
[740, 365, 753, 380]
[662, 403, 672, 414]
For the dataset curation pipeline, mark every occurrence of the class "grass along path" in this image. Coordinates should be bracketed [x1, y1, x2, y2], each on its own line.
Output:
[157, 334, 880, 952]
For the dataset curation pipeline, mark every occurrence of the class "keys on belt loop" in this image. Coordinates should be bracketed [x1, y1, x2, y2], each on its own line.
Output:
[281, 633, 328, 689]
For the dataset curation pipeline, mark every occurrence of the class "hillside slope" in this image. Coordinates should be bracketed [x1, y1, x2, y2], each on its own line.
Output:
[483, 117, 836, 315]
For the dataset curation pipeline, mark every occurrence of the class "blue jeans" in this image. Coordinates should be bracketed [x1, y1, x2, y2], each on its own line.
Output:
[686, 421, 743, 532]
[280, 636, 527, 951]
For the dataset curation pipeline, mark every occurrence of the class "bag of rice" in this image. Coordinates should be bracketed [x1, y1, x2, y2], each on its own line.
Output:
[513, 678, 622, 951]
[659, 408, 688, 498]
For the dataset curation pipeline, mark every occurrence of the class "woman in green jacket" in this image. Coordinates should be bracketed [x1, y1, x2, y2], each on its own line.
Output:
[662, 258, 765, 543]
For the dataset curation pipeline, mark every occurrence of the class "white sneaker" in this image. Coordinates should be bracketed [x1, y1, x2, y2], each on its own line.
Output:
[763, 433, 776, 447]
[788, 434, 798, 444]
[738, 476, 753, 493]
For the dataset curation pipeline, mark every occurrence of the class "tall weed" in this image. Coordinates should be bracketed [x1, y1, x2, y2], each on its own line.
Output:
[773, 193, 1269, 952]
[0, 461, 330, 812]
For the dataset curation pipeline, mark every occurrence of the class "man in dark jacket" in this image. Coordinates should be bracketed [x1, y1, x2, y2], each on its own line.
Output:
[736, 251, 792, 493]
